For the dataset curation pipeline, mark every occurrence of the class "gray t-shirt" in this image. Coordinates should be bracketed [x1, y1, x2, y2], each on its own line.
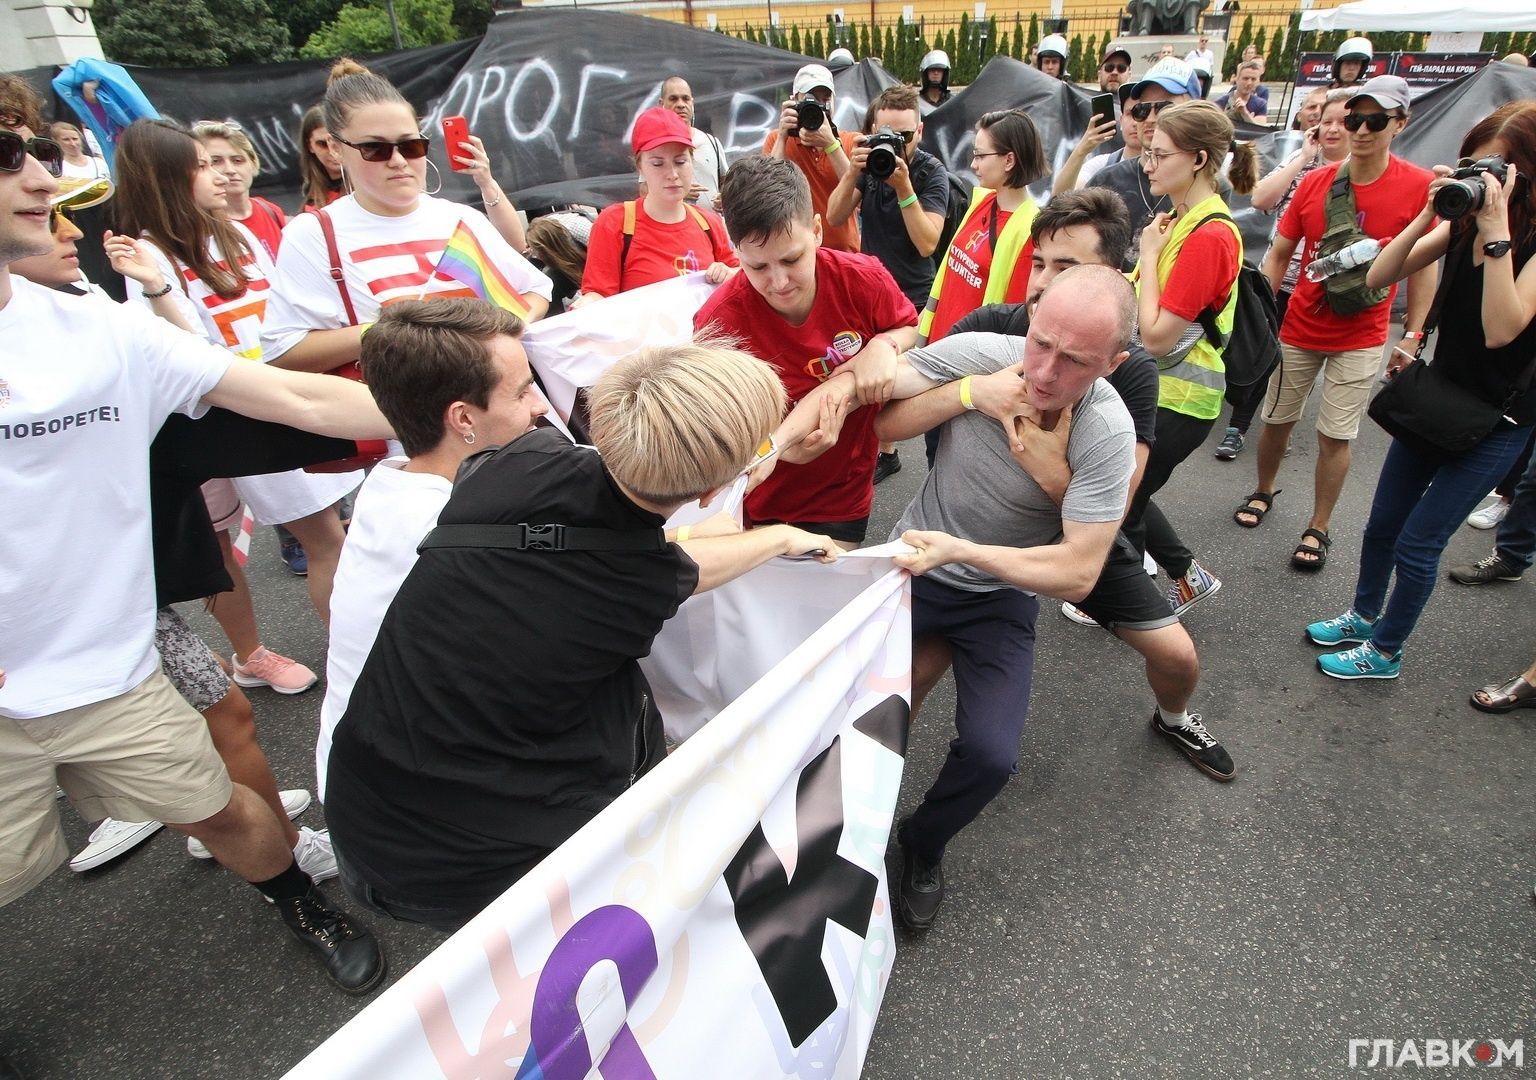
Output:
[889, 332, 1136, 594]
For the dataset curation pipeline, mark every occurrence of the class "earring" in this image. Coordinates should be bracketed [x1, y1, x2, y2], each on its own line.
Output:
[424, 158, 443, 196]
[463, 429, 476, 445]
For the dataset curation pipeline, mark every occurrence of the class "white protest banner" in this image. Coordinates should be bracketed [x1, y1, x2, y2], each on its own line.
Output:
[287, 556, 911, 1080]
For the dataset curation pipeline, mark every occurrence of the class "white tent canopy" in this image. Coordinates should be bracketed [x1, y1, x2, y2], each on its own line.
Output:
[1300, 0, 1536, 32]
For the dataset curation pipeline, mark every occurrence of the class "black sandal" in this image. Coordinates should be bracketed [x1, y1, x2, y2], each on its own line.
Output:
[1290, 527, 1331, 571]
[1234, 489, 1280, 528]
[1470, 675, 1536, 714]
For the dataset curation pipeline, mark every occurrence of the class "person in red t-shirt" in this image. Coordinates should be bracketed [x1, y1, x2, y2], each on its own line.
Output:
[193, 121, 288, 260]
[1247, 76, 1437, 572]
[694, 156, 917, 542]
[579, 108, 736, 302]
[763, 63, 862, 253]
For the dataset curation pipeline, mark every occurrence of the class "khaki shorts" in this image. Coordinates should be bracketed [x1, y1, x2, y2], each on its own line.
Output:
[1261, 343, 1383, 440]
[0, 671, 232, 906]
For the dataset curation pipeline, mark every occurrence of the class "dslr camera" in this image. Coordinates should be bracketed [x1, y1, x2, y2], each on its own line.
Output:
[861, 126, 906, 179]
[1433, 155, 1508, 220]
[791, 95, 828, 136]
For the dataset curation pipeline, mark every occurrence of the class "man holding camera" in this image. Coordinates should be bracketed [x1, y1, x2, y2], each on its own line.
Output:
[764, 63, 862, 252]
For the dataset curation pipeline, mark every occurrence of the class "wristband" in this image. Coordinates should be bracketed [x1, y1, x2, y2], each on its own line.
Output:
[1401, 330, 1425, 341]
[483, 190, 504, 209]
[358, 321, 376, 338]
[142, 281, 174, 299]
[676, 525, 691, 543]
[827, 140, 844, 156]
[898, 192, 919, 208]
[959, 375, 977, 411]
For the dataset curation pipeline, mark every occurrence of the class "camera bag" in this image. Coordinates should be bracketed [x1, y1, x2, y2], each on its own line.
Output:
[1318, 160, 1392, 315]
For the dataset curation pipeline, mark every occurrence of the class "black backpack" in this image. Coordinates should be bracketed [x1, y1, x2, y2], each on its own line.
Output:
[933, 172, 975, 270]
[1191, 212, 1283, 389]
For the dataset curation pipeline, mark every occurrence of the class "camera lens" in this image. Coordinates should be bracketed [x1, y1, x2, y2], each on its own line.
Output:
[794, 98, 825, 134]
[867, 144, 897, 179]
[1432, 178, 1484, 220]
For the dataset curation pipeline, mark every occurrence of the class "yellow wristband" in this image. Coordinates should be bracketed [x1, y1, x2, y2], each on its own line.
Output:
[358, 321, 376, 338]
[827, 140, 844, 156]
[676, 525, 691, 543]
[959, 375, 977, 411]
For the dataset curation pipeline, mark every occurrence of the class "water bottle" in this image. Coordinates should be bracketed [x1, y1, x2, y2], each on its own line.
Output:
[1305, 238, 1381, 282]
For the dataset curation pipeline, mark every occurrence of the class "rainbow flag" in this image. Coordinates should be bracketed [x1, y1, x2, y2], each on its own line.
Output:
[433, 219, 531, 318]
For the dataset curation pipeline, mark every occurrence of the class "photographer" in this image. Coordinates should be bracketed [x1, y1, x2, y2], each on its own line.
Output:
[1304, 102, 1536, 681]
[764, 63, 862, 252]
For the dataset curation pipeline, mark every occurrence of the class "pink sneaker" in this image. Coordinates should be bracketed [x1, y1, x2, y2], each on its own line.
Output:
[231, 646, 318, 695]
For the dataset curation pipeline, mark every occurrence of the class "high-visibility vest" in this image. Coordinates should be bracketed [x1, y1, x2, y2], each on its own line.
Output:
[917, 188, 1037, 344]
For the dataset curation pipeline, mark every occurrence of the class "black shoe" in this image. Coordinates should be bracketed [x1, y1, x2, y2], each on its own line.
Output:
[895, 819, 944, 931]
[873, 451, 902, 485]
[277, 885, 386, 995]
[1151, 710, 1235, 782]
[1448, 553, 1524, 585]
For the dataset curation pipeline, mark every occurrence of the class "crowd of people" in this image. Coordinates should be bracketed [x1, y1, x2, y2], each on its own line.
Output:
[2, 35, 1534, 1076]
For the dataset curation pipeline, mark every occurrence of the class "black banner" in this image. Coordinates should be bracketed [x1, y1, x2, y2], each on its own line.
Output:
[1295, 52, 1392, 87]
[1392, 52, 1496, 86]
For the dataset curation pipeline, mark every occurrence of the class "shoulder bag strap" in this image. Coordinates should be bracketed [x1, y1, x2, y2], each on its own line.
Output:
[314, 208, 358, 327]
[417, 522, 668, 555]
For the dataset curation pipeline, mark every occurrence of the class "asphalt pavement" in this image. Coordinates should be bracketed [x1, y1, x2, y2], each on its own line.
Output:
[2, 362, 1533, 1078]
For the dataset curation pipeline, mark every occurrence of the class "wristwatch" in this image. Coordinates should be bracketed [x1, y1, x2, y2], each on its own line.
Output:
[1483, 240, 1513, 258]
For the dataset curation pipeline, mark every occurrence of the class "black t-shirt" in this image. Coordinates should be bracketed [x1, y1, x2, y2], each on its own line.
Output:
[1435, 234, 1536, 426]
[950, 302, 1160, 447]
[325, 428, 698, 909]
[858, 149, 951, 308]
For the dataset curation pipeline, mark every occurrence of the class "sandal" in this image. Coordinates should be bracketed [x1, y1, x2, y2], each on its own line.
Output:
[1234, 489, 1280, 528]
[1470, 675, 1536, 714]
[1290, 527, 1331, 572]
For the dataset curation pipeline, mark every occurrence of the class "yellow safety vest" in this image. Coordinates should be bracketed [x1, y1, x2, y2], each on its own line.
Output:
[917, 188, 1038, 344]
[1133, 193, 1240, 421]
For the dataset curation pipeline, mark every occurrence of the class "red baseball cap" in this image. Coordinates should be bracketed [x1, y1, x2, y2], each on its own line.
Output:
[631, 107, 695, 154]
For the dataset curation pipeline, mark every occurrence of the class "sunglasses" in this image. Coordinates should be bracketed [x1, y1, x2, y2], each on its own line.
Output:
[1101, 63, 1129, 73]
[0, 131, 64, 177]
[1344, 111, 1398, 132]
[332, 134, 431, 163]
[894, 130, 917, 144]
[1129, 100, 1174, 121]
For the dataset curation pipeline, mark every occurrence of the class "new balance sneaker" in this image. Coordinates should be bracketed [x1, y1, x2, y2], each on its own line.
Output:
[231, 647, 318, 695]
[294, 826, 338, 884]
[1306, 609, 1378, 647]
[873, 451, 902, 485]
[189, 789, 313, 859]
[276, 885, 386, 995]
[1317, 641, 1401, 681]
[1061, 601, 1100, 626]
[1449, 553, 1524, 586]
[69, 818, 163, 872]
[895, 819, 944, 931]
[1167, 561, 1220, 616]
[279, 534, 309, 576]
[1150, 710, 1235, 782]
[1214, 426, 1245, 460]
[1467, 499, 1510, 530]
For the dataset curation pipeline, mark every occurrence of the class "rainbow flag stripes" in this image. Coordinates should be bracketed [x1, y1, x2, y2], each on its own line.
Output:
[433, 219, 531, 319]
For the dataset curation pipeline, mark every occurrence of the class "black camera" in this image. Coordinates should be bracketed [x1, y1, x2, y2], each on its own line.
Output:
[861, 126, 906, 179]
[1433, 155, 1508, 220]
[791, 95, 827, 136]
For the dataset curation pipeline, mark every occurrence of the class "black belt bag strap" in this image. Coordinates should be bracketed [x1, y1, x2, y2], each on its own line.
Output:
[418, 522, 667, 554]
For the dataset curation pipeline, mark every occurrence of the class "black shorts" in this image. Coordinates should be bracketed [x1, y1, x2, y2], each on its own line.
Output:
[754, 516, 869, 545]
[1076, 535, 1180, 631]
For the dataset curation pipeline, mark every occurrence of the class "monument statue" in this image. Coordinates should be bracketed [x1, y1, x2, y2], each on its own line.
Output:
[1127, 0, 1208, 35]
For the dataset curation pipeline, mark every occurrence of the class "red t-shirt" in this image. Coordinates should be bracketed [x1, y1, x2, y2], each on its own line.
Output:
[926, 192, 1033, 342]
[239, 196, 288, 261]
[1278, 155, 1435, 351]
[763, 130, 863, 253]
[1157, 221, 1240, 321]
[581, 200, 736, 296]
[694, 248, 917, 525]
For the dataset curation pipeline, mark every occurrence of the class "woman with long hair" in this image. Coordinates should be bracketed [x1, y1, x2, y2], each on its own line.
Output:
[918, 108, 1046, 345]
[192, 120, 287, 260]
[298, 105, 344, 209]
[110, 118, 357, 645]
[261, 59, 551, 376]
[1124, 100, 1258, 616]
[525, 211, 591, 312]
[1307, 102, 1536, 680]
[575, 106, 735, 303]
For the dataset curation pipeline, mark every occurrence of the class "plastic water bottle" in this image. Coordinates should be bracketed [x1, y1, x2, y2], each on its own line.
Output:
[1305, 238, 1381, 282]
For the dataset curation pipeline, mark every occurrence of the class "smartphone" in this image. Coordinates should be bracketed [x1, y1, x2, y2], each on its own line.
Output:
[441, 115, 471, 171]
[1090, 92, 1116, 130]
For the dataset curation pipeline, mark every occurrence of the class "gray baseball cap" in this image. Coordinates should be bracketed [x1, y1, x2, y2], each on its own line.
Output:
[1347, 74, 1411, 115]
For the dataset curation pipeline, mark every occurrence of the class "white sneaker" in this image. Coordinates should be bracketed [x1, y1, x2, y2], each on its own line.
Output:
[70, 818, 163, 872]
[1061, 601, 1100, 626]
[294, 826, 338, 883]
[187, 788, 313, 859]
[1143, 551, 1158, 577]
[1467, 500, 1510, 530]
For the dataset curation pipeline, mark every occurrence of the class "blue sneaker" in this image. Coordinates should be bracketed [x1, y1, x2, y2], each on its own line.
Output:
[279, 535, 309, 577]
[1318, 641, 1401, 681]
[1306, 609, 1378, 646]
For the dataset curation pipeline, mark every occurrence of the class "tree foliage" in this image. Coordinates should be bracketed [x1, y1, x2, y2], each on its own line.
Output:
[93, 0, 293, 67]
[300, 0, 456, 59]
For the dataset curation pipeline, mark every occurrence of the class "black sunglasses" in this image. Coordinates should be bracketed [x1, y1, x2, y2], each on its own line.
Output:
[1102, 62, 1129, 73]
[1129, 100, 1174, 122]
[1344, 111, 1398, 133]
[0, 131, 64, 177]
[332, 134, 431, 163]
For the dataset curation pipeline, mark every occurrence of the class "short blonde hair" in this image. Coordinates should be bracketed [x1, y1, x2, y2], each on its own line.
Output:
[191, 120, 261, 176]
[588, 342, 787, 505]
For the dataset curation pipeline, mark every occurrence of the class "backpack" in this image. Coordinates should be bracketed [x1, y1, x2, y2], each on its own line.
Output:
[620, 200, 711, 276]
[933, 171, 975, 269]
[1190, 212, 1284, 390]
[1317, 160, 1391, 315]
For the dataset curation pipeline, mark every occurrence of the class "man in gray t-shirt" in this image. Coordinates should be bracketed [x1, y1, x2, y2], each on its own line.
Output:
[874, 265, 1138, 931]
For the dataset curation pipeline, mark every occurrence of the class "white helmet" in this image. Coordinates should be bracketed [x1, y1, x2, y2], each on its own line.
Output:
[920, 49, 951, 73]
[1333, 36, 1373, 83]
[1037, 34, 1069, 66]
[827, 47, 855, 73]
